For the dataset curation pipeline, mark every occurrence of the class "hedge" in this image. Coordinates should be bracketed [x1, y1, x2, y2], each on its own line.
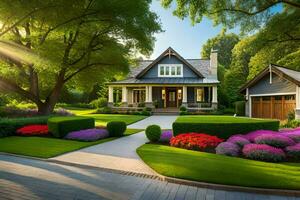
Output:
[48, 116, 95, 138]
[235, 101, 246, 116]
[106, 121, 126, 137]
[0, 116, 50, 137]
[173, 116, 279, 139]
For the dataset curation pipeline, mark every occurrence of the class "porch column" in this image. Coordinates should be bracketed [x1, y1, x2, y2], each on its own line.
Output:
[145, 86, 154, 108]
[108, 86, 113, 107]
[121, 86, 128, 106]
[212, 86, 218, 109]
[296, 86, 300, 119]
[182, 86, 188, 107]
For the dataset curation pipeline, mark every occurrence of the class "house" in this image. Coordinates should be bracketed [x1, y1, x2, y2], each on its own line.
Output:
[107, 47, 219, 112]
[240, 64, 300, 120]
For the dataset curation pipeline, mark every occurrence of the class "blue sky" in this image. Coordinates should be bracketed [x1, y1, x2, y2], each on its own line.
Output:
[148, 0, 282, 59]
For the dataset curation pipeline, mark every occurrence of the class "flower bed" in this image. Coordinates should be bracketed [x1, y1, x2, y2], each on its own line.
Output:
[16, 125, 49, 136]
[170, 133, 223, 151]
[243, 144, 286, 162]
[285, 143, 300, 159]
[216, 142, 240, 156]
[65, 128, 109, 141]
[254, 134, 295, 148]
[159, 130, 173, 143]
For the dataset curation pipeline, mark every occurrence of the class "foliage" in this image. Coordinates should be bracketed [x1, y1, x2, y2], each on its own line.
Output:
[216, 142, 240, 157]
[96, 106, 112, 114]
[48, 116, 95, 138]
[65, 128, 109, 141]
[242, 144, 286, 162]
[0, 116, 49, 137]
[179, 106, 187, 112]
[145, 125, 162, 142]
[280, 128, 300, 142]
[254, 134, 295, 148]
[170, 133, 223, 151]
[234, 101, 245, 116]
[140, 110, 151, 116]
[0, 0, 162, 114]
[90, 98, 108, 109]
[227, 135, 250, 147]
[106, 121, 126, 137]
[173, 116, 279, 138]
[201, 31, 239, 68]
[159, 130, 173, 143]
[281, 120, 300, 129]
[137, 144, 300, 189]
[285, 144, 300, 159]
[144, 107, 152, 112]
[16, 125, 49, 136]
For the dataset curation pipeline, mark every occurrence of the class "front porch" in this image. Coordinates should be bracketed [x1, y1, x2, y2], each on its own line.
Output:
[107, 85, 218, 111]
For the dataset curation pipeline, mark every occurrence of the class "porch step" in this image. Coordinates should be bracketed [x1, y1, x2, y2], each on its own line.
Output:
[152, 112, 179, 116]
[152, 108, 179, 115]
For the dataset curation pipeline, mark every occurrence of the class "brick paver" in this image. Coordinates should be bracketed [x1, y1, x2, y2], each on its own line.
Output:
[0, 155, 298, 200]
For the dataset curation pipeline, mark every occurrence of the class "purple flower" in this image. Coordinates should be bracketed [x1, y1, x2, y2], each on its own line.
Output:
[65, 128, 109, 141]
[254, 134, 295, 148]
[227, 135, 250, 147]
[244, 130, 278, 142]
[285, 143, 300, 159]
[159, 130, 173, 143]
[242, 144, 286, 162]
[281, 129, 300, 143]
[216, 142, 240, 157]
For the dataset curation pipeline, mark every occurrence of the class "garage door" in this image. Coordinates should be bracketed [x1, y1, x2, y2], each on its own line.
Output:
[252, 95, 296, 120]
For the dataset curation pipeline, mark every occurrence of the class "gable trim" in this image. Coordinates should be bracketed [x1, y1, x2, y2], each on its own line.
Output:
[239, 64, 300, 93]
[135, 47, 204, 78]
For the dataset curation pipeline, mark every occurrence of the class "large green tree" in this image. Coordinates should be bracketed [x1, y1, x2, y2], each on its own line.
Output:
[201, 30, 239, 68]
[0, 0, 161, 114]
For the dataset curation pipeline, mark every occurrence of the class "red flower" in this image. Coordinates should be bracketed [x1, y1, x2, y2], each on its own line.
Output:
[170, 133, 223, 151]
[17, 125, 49, 136]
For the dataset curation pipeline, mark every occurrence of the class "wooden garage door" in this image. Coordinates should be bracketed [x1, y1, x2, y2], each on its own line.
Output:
[252, 95, 296, 120]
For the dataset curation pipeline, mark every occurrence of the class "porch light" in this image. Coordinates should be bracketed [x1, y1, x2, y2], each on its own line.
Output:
[178, 89, 182, 99]
[162, 89, 166, 99]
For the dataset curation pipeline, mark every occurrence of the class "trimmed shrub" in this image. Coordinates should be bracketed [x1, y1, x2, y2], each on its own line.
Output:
[244, 130, 278, 142]
[106, 121, 126, 137]
[235, 101, 245, 116]
[227, 135, 250, 147]
[216, 142, 240, 157]
[179, 111, 189, 115]
[0, 116, 49, 137]
[141, 110, 151, 116]
[90, 98, 107, 108]
[242, 144, 286, 162]
[65, 128, 109, 141]
[173, 119, 279, 139]
[145, 125, 162, 142]
[96, 106, 112, 114]
[159, 130, 173, 143]
[48, 116, 95, 138]
[16, 125, 49, 136]
[170, 133, 223, 151]
[285, 144, 300, 159]
[144, 107, 152, 112]
[254, 134, 295, 148]
[179, 106, 187, 112]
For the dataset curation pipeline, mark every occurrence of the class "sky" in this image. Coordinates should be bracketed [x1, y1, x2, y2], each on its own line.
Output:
[148, 0, 239, 59]
[148, 0, 282, 60]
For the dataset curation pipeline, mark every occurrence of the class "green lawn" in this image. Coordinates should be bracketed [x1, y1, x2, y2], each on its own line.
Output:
[137, 144, 300, 190]
[0, 129, 142, 158]
[176, 115, 273, 123]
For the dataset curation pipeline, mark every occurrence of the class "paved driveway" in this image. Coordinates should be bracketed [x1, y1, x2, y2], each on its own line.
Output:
[1, 155, 298, 200]
[128, 115, 178, 129]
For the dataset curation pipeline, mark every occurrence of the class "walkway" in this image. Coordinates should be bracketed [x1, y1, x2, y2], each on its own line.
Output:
[128, 115, 178, 129]
[52, 115, 178, 175]
[0, 155, 298, 200]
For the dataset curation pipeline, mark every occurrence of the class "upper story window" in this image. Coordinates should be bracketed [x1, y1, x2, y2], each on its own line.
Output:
[158, 64, 183, 77]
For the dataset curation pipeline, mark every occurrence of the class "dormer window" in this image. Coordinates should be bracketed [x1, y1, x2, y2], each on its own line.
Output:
[158, 64, 183, 77]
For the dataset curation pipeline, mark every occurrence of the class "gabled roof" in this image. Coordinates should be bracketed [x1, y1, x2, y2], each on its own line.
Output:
[135, 47, 205, 78]
[239, 64, 300, 92]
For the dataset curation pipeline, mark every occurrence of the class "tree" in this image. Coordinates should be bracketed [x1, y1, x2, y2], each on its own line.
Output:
[201, 30, 239, 68]
[0, 0, 161, 114]
[161, 0, 300, 34]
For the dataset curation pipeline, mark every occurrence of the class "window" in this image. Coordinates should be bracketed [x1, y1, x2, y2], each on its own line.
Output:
[196, 88, 204, 102]
[133, 89, 145, 103]
[158, 64, 183, 77]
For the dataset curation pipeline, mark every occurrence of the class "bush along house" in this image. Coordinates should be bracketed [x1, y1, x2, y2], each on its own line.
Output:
[240, 64, 300, 120]
[107, 47, 219, 113]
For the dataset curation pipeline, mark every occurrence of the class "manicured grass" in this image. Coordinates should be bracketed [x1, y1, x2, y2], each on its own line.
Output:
[64, 107, 96, 115]
[83, 114, 147, 126]
[124, 128, 143, 135]
[0, 136, 116, 158]
[137, 144, 300, 190]
[176, 115, 275, 123]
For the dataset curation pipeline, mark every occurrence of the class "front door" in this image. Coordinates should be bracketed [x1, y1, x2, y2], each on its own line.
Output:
[167, 88, 177, 107]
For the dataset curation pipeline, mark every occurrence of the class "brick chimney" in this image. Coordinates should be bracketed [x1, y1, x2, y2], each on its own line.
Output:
[210, 49, 218, 78]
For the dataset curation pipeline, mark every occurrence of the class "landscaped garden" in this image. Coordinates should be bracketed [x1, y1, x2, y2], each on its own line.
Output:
[138, 115, 300, 189]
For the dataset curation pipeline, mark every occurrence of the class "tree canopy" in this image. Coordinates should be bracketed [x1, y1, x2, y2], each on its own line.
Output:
[0, 0, 162, 114]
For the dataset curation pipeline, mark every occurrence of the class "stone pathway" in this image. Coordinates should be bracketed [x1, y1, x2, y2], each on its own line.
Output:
[0, 155, 298, 200]
[52, 115, 178, 175]
[128, 115, 178, 129]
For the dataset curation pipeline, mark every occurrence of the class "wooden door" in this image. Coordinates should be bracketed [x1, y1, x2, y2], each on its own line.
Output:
[167, 89, 177, 107]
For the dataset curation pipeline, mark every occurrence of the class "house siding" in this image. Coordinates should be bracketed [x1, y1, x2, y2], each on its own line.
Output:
[249, 73, 297, 95]
[142, 55, 199, 78]
[187, 87, 195, 103]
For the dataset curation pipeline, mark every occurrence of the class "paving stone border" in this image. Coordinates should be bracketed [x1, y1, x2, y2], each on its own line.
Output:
[1, 152, 300, 197]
